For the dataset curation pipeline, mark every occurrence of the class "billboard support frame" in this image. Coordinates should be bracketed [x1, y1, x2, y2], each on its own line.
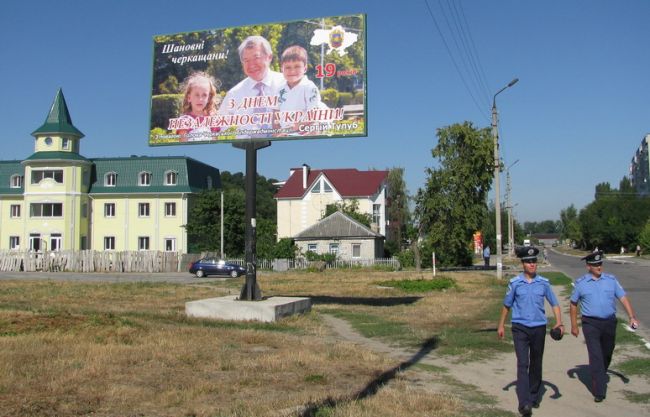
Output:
[233, 140, 271, 301]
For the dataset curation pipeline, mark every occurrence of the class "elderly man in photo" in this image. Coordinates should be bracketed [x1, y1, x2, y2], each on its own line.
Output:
[218, 35, 285, 138]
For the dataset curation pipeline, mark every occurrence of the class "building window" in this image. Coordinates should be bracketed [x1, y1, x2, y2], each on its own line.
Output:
[138, 236, 150, 250]
[372, 204, 381, 225]
[105, 172, 117, 186]
[81, 203, 88, 218]
[30, 203, 63, 217]
[352, 244, 361, 258]
[80, 236, 88, 250]
[164, 238, 176, 252]
[10, 174, 23, 188]
[104, 236, 115, 250]
[10, 204, 21, 218]
[311, 180, 321, 193]
[165, 171, 178, 186]
[165, 202, 176, 217]
[138, 203, 150, 217]
[206, 176, 213, 189]
[329, 243, 339, 255]
[62, 138, 70, 149]
[9, 236, 20, 250]
[50, 234, 62, 251]
[307, 243, 317, 253]
[31, 169, 63, 184]
[29, 234, 41, 251]
[104, 203, 116, 217]
[139, 171, 151, 186]
[323, 181, 333, 193]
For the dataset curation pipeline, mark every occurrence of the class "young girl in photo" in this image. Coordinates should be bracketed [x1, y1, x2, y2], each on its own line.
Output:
[177, 72, 220, 142]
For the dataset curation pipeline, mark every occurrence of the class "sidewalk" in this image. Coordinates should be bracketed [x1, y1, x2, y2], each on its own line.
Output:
[440, 284, 650, 416]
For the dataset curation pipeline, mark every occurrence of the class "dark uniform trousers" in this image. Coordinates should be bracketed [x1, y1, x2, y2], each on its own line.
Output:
[512, 323, 547, 407]
[582, 316, 617, 398]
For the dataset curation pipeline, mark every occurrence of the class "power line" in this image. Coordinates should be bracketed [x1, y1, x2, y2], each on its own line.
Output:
[423, 0, 490, 121]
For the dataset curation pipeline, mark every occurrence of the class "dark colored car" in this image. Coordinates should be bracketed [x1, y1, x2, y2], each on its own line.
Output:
[188, 258, 246, 278]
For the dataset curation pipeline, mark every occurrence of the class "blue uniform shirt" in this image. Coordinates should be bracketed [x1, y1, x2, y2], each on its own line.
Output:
[503, 274, 559, 327]
[570, 273, 626, 319]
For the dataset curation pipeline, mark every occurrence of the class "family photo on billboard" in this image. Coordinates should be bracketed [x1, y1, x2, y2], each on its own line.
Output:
[149, 14, 366, 145]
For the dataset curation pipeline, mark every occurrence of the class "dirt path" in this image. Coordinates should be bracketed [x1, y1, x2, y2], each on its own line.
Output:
[322, 288, 650, 417]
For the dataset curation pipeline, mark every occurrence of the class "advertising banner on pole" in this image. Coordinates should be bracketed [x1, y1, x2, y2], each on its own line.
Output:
[149, 14, 366, 145]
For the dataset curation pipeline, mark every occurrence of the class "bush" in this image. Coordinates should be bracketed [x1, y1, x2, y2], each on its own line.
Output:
[396, 249, 415, 268]
[321, 88, 339, 108]
[151, 94, 182, 130]
[338, 92, 353, 106]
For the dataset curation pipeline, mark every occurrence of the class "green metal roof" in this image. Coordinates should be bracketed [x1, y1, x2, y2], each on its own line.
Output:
[0, 161, 25, 195]
[31, 89, 85, 139]
[89, 156, 221, 194]
[24, 151, 90, 162]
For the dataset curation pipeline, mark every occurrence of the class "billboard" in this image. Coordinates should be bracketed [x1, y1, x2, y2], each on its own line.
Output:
[149, 14, 366, 145]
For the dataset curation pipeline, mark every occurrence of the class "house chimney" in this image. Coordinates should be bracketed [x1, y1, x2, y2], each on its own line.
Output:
[302, 164, 310, 189]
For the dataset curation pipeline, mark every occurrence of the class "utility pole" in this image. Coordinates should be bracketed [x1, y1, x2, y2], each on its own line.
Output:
[492, 78, 519, 279]
[506, 159, 519, 257]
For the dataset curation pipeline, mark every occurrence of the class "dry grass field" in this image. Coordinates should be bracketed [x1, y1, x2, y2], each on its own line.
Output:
[0, 270, 512, 417]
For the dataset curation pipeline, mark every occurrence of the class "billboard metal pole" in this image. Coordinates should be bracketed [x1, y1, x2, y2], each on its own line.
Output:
[233, 140, 271, 301]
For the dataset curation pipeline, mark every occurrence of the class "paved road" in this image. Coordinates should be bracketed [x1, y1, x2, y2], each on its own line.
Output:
[546, 249, 650, 341]
[0, 271, 232, 284]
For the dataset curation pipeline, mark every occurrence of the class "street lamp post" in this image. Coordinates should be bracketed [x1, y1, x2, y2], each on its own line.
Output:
[492, 78, 519, 279]
[506, 159, 519, 257]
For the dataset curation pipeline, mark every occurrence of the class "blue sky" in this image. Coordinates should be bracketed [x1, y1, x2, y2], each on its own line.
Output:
[1, 0, 648, 222]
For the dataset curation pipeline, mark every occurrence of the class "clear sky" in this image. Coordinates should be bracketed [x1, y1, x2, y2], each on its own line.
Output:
[1, 0, 648, 222]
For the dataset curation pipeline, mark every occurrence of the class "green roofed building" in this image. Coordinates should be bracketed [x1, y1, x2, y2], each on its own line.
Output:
[0, 89, 220, 253]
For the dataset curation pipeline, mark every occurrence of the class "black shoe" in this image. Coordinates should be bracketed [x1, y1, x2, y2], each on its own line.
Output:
[594, 396, 605, 403]
[518, 404, 533, 416]
[532, 401, 540, 408]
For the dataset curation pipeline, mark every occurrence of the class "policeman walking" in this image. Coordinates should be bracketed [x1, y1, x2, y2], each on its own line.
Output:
[570, 251, 639, 403]
[497, 246, 564, 416]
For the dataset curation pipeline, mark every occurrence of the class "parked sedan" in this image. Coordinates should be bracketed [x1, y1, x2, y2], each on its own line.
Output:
[188, 258, 246, 278]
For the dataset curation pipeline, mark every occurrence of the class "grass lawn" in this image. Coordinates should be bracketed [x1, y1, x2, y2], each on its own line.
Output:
[0, 269, 645, 416]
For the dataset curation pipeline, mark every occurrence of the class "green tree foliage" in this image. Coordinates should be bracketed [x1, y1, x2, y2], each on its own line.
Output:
[560, 204, 582, 244]
[522, 220, 561, 235]
[638, 219, 650, 252]
[415, 122, 493, 266]
[150, 94, 182, 130]
[578, 178, 650, 251]
[323, 200, 372, 227]
[386, 167, 410, 253]
[482, 201, 524, 250]
[185, 171, 279, 257]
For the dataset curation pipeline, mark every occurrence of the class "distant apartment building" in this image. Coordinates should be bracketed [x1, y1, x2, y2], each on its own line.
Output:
[629, 134, 650, 195]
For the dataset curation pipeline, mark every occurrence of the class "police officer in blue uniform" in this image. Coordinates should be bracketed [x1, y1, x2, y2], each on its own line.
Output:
[570, 251, 639, 403]
[497, 246, 564, 416]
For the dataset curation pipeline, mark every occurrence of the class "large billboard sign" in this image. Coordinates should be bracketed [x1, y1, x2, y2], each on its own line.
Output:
[149, 14, 366, 145]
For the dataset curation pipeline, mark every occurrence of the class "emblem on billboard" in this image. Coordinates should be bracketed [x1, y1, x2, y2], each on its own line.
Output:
[310, 25, 358, 56]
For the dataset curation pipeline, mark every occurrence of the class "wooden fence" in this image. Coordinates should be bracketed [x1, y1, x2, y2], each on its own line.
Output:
[0, 250, 181, 273]
[0, 251, 400, 273]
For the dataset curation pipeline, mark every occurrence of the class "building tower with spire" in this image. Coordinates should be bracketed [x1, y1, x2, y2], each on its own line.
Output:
[0, 90, 221, 253]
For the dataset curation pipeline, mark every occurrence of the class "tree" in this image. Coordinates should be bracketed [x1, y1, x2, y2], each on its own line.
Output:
[638, 219, 650, 252]
[415, 122, 493, 266]
[385, 167, 410, 255]
[578, 179, 650, 251]
[185, 171, 280, 256]
[323, 200, 372, 227]
[560, 204, 582, 244]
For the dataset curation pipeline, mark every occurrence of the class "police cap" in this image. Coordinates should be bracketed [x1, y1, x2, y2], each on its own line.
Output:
[550, 326, 563, 341]
[516, 246, 539, 262]
[581, 251, 604, 265]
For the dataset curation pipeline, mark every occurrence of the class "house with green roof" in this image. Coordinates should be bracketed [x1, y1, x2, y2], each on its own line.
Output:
[0, 89, 220, 253]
